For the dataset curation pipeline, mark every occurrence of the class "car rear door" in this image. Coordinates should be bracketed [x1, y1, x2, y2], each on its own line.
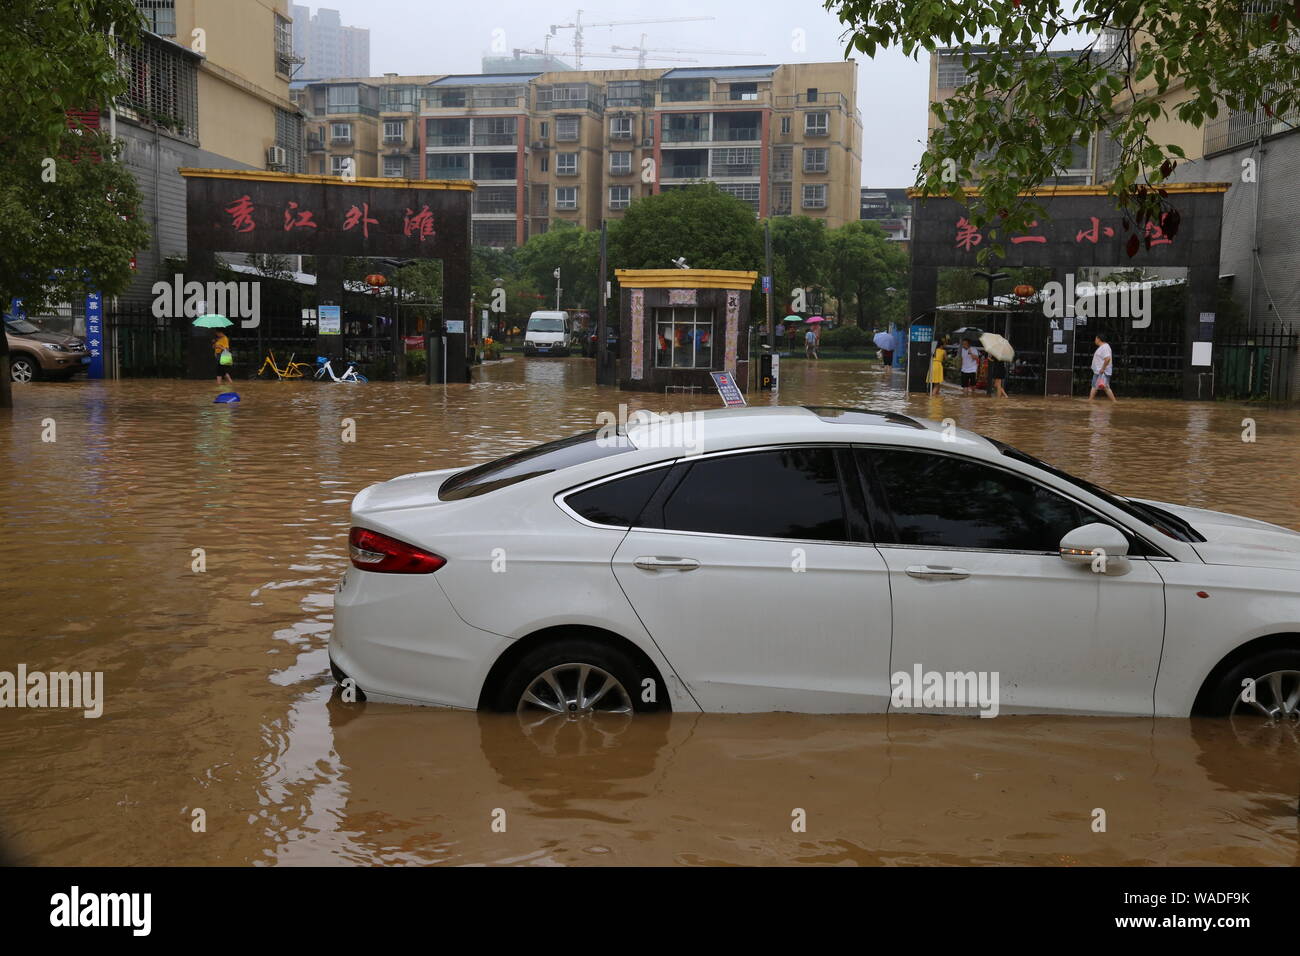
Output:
[608, 445, 894, 713]
[856, 446, 1166, 716]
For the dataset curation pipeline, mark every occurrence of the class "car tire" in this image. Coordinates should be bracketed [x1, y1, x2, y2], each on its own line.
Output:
[491, 637, 667, 716]
[9, 355, 38, 383]
[1205, 647, 1300, 718]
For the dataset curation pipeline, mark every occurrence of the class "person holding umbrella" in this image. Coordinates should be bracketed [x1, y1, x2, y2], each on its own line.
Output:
[873, 329, 896, 368]
[194, 313, 235, 385]
[979, 332, 1014, 398]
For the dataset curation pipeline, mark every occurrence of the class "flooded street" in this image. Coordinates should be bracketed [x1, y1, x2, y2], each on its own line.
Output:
[1, 358, 1297, 866]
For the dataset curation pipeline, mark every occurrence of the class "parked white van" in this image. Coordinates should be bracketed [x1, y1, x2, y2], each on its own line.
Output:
[523, 311, 571, 357]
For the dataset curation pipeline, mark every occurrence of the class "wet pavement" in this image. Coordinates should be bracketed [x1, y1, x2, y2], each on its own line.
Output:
[1, 357, 1297, 865]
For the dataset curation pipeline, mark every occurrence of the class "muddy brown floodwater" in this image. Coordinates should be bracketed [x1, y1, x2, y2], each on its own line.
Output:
[1, 358, 1297, 866]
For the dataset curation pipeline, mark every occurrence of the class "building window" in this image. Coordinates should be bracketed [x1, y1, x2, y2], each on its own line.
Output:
[609, 151, 632, 175]
[275, 108, 304, 174]
[555, 186, 578, 210]
[610, 116, 633, 139]
[137, 1, 176, 36]
[729, 82, 758, 101]
[330, 122, 352, 143]
[383, 156, 405, 177]
[540, 155, 549, 172]
[330, 155, 354, 176]
[383, 120, 406, 142]
[805, 112, 829, 136]
[719, 182, 760, 213]
[539, 121, 549, 140]
[803, 148, 828, 173]
[773, 183, 792, 215]
[274, 13, 293, 76]
[937, 61, 971, 89]
[801, 184, 827, 209]
[609, 186, 631, 210]
[780, 116, 791, 135]
[607, 81, 643, 106]
[556, 152, 578, 176]
[556, 116, 579, 141]
[115, 32, 199, 141]
[327, 85, 359, 110]
[654, 308, 713, 369]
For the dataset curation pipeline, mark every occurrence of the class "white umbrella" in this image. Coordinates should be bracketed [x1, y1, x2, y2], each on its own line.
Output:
[979, 332, 1015, 362]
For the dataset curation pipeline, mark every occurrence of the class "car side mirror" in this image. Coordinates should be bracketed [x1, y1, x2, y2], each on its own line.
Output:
[1059, 523, 1132, 576]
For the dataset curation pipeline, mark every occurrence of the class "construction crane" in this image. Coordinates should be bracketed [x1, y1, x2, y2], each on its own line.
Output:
[549, 11, 714, 68]
[513, 45, 696, 66]
[611, 33, 765, 69]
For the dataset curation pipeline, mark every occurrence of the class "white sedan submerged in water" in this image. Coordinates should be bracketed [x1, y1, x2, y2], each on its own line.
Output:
[330, 406, 1300, 720]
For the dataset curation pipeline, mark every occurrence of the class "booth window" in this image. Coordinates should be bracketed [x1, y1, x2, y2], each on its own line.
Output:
[654, 307, 713, 369]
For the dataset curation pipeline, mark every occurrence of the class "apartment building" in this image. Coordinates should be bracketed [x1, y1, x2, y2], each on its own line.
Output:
[860, 187, 912, 242]
[290, 4, 370, 80]
[113, 1, 301, 298]
[297, 60, 863, 247]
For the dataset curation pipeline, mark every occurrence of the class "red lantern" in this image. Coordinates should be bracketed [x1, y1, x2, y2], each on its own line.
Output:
[1013, 284, 1035, 299]
[365, 273, 387, 288]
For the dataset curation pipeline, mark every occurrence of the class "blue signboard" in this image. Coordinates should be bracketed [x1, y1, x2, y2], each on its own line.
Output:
[84, 292, 104, 379]
[909, 324, 933, 343]
[710, 371, 747, 407]
[761, 275, 771, 294]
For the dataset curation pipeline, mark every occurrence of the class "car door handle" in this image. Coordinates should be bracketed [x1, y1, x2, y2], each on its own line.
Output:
[905, 565, 970, 581]
[633, 556, 700, 572]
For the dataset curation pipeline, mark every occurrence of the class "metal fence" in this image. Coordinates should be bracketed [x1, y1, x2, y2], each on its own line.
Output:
[1213, 327, 1298, 401]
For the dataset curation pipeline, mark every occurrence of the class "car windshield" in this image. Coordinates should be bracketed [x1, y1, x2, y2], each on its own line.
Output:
[5, 318, 40, 334]
[527, 318, 565, 332]
[439, 430, 632, 500]
[985, 437, 1205, 543]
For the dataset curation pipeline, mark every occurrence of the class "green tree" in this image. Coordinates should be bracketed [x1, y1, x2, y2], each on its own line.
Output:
[610, 184, 763, 273]
[824, 221, 909, 329]
[516, 222, 602, 310]
[769, 215, 828, 309]
[826, 0, 1300, 255]
[0, 0, 149, 407]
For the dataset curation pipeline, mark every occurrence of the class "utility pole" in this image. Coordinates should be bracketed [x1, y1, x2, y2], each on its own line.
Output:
[596, 219, 610, 385]
[764, 219, 774, 346]
[553, 267, 562, 310]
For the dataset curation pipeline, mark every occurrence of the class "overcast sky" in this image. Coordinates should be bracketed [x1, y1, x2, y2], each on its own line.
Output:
[300, 0, 930, 187]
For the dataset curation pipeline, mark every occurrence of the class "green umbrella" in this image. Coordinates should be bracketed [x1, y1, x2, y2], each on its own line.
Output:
[193, 314, 233, 328]
[783, 314, 804, 323]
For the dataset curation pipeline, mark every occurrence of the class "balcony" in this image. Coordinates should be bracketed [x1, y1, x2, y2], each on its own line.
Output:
[472, 132, 517, 147]
[775, 91, 850, 109]
[330, 136, 352, 146]
[427, 164, 471, 180]
[662, 164, 705, 179]
[662, 126, 759, 144]
[1204, 104, 1299, 156]
[712, 162, 760, 177]
[307, 135, 325, 152]
[423, 95, 527, 111]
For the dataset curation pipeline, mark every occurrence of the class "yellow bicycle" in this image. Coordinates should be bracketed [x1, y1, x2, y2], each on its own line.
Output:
[256, 350, 312, 380]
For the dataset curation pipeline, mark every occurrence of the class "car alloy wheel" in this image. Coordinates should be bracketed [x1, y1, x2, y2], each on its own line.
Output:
[10, 357, 36, 383]
[516, 662, 633, 719]
[1230, 669, 1300, 722]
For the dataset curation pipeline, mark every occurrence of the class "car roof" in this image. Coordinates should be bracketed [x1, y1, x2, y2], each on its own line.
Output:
[623, 405, 995, 456]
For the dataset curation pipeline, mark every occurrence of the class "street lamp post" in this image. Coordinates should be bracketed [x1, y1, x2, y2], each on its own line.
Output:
[553, 267, 561, 310]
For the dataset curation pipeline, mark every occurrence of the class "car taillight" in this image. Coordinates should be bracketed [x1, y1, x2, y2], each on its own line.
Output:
[349, 527, 446, 574]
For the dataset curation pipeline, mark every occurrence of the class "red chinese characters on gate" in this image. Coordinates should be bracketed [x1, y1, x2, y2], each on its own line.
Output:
[952, 214, 1177, 248]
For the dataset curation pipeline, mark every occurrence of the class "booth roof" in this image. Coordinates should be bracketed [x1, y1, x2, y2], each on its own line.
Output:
[615, 269, 759, 290]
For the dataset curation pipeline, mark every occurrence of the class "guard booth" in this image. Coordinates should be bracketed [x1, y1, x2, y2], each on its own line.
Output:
[614, 269, 756, 393]
[907, 183, 1228, 399]
[181, 169, 473, 383]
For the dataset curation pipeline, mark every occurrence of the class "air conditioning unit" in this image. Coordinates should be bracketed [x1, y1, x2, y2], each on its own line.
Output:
[266, 145, 287, 167]
[641, 137, 654, 147]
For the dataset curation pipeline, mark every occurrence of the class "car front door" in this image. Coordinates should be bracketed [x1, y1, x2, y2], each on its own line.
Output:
[610, 446, 894, 713]
[857, 446, 1166, 716]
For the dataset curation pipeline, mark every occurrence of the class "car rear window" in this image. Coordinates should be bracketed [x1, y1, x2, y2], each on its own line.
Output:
[564, 466, 673, 527]
[439, 430, 633, 500]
